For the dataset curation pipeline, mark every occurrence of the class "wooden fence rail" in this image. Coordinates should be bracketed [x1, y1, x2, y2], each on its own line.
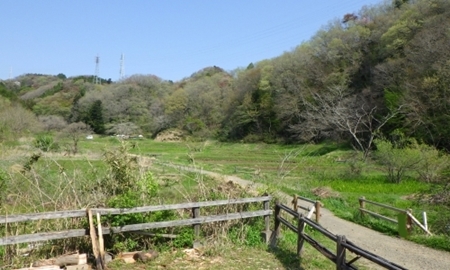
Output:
[291, 195, 321, 223]
[359, 196, 431, 236]
[0, 196, 272, 246]
[271, 202, 407, 270]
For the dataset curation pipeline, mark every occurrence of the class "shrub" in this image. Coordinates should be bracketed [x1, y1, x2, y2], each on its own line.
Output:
[34, 134, 59, 152]
[415, 144, 449, 183]
[375, 136, 450, 183]
[374, 138, 422, 183]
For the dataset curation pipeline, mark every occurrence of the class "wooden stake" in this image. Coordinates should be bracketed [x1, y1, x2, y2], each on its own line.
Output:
[87, 209, 103, 270]
[96, 213, 106, 269]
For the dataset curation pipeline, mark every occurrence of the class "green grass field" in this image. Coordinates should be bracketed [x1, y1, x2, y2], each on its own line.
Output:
[0, 136, 448, 269]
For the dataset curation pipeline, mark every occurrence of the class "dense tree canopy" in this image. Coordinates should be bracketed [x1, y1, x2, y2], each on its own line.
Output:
[2, 0, 450, 150]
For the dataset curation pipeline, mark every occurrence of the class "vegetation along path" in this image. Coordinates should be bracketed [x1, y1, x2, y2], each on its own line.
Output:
[157, 161, 450, 270]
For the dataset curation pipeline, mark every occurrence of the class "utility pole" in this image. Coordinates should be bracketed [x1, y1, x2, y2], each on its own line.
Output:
[120, 53, 125, 80]
[94, 55, 100, 84]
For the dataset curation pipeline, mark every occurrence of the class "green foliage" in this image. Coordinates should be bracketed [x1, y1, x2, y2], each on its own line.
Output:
[172, 228, 194, 248]
[410, 235, 450, 252]
[227, 219, 265, 247]
[352, 210, 398, 236]
[0, 169, 8, 207]
[374, 134, 449, 183]
[56, 73, 67, 80]
[374, 138, 422, 183]
[415, 144, 449, 183]
[41, 82, 64, 98]
[103, 143, 138, 195]
[111, 237, 139, 253]
[22, 153, 41, 173]
[0, 82, 18, 101]
[34, 134, 59, 152]
[85, 100, 105, 134]
[138, 171, 159, 197]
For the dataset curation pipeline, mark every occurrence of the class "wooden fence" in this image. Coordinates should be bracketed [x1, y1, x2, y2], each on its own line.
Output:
[359, 196, 432, 237]
[271, 202, 407, 270]
[0, 196, 272, 247]
[291, 194, 321, 223]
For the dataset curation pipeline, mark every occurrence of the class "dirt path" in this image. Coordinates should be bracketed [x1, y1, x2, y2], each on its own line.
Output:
[158, 163, 450, 270]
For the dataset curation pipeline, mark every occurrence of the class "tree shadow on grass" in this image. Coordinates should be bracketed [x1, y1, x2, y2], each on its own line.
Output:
[268, 245, 304, 270]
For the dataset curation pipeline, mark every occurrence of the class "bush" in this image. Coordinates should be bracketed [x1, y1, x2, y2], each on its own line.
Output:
[34, 134, 59, 152]
[375, 137, 450, 183]
[374, 138, 422, 183]
[415, 144, 449, 183]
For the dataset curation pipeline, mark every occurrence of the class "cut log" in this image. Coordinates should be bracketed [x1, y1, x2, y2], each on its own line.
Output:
[133, 250, 159, 262]
[14, 266, 60, 270]
[66, 264, 92, 270]
[33, 253, 87, 267]
[118, 251, 138, 264]
[117, 250, 159, 264]
[55, 253, 87, 266]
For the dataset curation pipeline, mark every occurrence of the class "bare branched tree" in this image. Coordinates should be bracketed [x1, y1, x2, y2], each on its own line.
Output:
[59, 122, 92, 154]
[294, 85, 403, 159]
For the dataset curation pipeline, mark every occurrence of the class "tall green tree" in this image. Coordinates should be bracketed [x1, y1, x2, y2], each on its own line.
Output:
[86, 100, 105, 134]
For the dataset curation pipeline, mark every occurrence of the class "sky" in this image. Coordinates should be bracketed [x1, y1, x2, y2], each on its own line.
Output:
[1, 0, 385, 82]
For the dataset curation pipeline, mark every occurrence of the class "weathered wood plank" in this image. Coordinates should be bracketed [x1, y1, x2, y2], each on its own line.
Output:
[131, 231, 177, 238]
[360, 198, 407, 213]
[0, 229, 87, 246]
[278, 216, 297, 233]
[301, 216, 337, 241]
[407, 212, 432, 235]
[104, 210, 272, 234]
[1, 210, 272, 246]
[301, 232, 336, 263]
[87, 209, 102, 270]
[92, 196, 271, 215]
[342, 241, 407, 270]
[0, 210, 86, 224]
[277, 203, 298, 217]
[359, 208, 397, 224]
[1, 197, 271, 224]
[294, 195, 316, 204]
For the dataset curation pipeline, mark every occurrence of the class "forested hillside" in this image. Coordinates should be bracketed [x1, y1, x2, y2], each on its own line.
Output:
[1, 0, 450, 150]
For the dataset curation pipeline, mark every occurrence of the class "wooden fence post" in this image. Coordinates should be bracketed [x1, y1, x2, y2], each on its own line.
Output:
[297, 213, 305, 256]
[262, 198, 271, 244]
[407, 209, 413, 234]
[192, 207, 200, 247]
[336, 235, 347, 270]
[315, 201, 321, 223]
[96, 213, 106, 269]
[359, 197, 365, 217]
[87, 209, 103, 270]
[270, 202, 281, 247]
[292, 195, 298, 212]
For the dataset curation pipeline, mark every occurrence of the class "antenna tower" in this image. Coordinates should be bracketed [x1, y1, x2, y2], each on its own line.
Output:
[94, 55, 100, 84]
[120, 53, 125, 79]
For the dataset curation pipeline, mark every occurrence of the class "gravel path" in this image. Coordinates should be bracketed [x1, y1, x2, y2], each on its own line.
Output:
[159, 163, 450, 270]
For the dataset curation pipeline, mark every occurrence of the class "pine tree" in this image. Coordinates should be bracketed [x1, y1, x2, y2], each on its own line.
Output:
[87, 100, 105, 134]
